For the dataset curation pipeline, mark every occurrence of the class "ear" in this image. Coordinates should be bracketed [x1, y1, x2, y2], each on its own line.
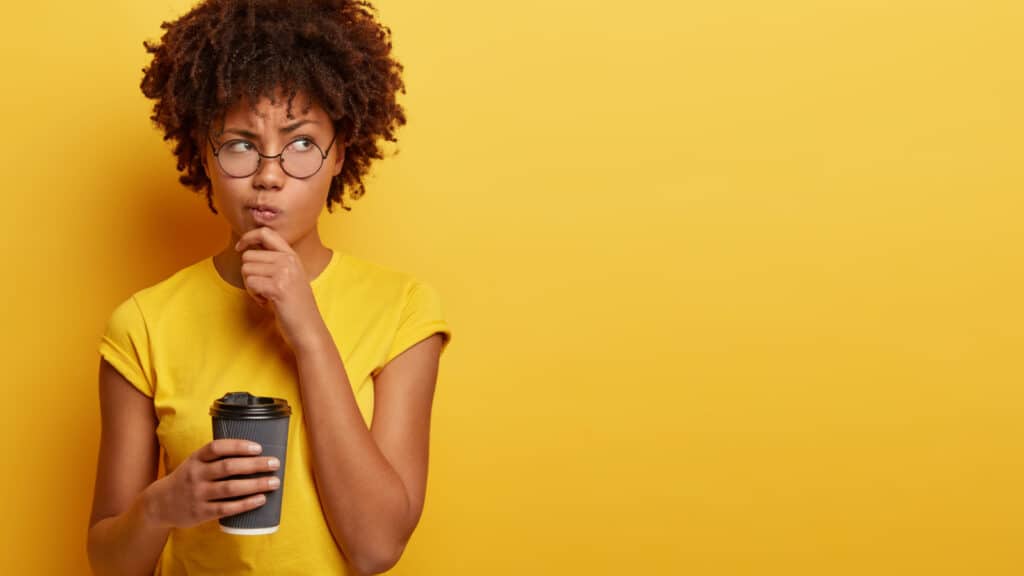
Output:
[332, 145, 345, 177]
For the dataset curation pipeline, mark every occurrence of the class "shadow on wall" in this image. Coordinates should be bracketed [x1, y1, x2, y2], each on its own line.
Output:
[97, 132, 227, 299]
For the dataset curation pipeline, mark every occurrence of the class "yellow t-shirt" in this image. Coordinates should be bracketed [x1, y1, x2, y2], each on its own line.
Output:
[98, 248, 452, 575]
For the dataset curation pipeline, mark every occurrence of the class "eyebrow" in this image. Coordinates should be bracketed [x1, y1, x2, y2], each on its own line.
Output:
[220, 119, 319, 139]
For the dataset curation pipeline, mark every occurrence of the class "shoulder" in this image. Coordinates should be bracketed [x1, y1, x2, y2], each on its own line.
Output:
[335, 251, 430, 304]
[338, 251, 412, 286]
[106, 257, 216, 323]
[135, 257, 212, 300]
[98, 259, 210, 397]
[337, 254, 452, 362]
[329, 251, 451, 352]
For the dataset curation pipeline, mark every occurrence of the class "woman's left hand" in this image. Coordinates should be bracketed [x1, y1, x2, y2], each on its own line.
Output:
[235, 227, 323, 350]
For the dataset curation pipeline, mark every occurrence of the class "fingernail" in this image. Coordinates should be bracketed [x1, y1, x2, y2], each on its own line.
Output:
[248, 443, 262, 453]
[268, 476, 281, 488]
[268, 457, 280, 469]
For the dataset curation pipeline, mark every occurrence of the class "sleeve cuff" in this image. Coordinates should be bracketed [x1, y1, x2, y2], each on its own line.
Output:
[98, 339, 154, 398]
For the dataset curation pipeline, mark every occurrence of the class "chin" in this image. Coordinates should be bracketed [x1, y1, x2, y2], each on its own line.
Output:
[233, 219, 286, 242]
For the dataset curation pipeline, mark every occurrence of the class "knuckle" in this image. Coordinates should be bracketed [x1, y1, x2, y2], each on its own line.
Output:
[213, 502, 229, 517]
[243, 478, 262, 495]
[205, 479, 226, 498]
[220, 498, 241, 516]
[248, 479, 264, 496]
[222, 458, 239, 476]
[195, 479, 211, 498]
[237, 480, 256, 497]
[208, 460, 225, 479]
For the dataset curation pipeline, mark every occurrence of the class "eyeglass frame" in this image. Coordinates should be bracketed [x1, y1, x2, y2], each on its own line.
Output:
[206, 132, 339, 179]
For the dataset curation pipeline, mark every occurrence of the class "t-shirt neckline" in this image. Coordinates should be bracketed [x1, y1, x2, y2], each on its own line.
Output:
[206, 249, 340, 297]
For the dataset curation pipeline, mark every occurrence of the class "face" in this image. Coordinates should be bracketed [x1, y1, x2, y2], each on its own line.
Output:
[203, 91, 344, 248]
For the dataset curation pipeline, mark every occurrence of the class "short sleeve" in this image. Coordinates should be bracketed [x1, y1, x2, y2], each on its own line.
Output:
[383, 280, 452, 366]
[98, 295, 155, 398]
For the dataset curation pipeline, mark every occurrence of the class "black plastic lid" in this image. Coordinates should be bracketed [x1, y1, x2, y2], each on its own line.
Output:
[210, 392, 292, 420]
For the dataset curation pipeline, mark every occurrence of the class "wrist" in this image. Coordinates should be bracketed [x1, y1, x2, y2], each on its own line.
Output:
[137, 482, 170, 530]
[289, 315, 334, 356]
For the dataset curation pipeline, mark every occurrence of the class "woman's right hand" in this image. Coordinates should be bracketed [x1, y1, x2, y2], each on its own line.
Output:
[142, 439, 281, 529]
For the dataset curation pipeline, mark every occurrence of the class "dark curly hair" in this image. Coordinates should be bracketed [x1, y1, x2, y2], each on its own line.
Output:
[140, 0, 406, 213]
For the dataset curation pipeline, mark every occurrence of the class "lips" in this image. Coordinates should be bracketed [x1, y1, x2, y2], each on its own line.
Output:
[248, 204, 281, 223]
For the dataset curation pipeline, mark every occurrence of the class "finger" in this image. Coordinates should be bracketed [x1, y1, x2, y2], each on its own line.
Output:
[234, 230, 265, 253]
[196, 439, 262, 463]
[244, 276, 276, 302]
[203, 474, 281, 501]
[241, 261, 279, 279]
[208, 493, 268, 519]
[240, 249, 280, 264]
[205, 455, 281, 481]
[236, 227, 293, 254]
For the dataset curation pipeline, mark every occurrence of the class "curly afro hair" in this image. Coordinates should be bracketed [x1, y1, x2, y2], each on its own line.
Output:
[140, 0, 406, 214]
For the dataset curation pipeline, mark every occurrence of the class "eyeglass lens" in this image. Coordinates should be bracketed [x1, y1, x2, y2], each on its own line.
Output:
[218, 139, 325, 178]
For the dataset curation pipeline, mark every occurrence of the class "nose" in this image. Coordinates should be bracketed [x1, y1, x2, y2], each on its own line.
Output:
[252, 155, 286, 190]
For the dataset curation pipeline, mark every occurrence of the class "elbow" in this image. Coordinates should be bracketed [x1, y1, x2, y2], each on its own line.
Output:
[86, 532, 113, 576]
[86, 523, 107, 576]
[350, 541, 407, 576]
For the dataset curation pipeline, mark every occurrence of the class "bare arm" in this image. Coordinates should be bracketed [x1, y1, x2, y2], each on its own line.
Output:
[231, 227, 444, 574]
[87, 359, 282, 575]
[293, 327, 443, 575]
[86, 359, 169, 576]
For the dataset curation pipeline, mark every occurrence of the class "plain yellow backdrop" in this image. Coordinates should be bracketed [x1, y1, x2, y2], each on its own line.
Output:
[2, 0, 1023, 574]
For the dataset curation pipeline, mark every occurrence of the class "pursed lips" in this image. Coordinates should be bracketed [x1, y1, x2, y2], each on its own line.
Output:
[248, 204, 281, 222]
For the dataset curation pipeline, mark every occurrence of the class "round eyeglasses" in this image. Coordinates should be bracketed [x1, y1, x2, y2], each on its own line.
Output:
[208, 133, 338, 179]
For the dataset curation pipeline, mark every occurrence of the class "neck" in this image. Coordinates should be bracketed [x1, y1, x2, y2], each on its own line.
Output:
[213, 228, 333, 290]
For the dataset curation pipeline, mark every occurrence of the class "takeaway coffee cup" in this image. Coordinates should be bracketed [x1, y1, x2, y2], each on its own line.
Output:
[210, 392, 291, 535]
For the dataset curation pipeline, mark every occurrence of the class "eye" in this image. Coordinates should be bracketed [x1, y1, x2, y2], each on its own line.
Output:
[224, 140, 255, 154]
[287, 138, 315, 153]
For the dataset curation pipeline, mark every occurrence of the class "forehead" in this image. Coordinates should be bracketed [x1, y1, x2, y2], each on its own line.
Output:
[217, 91, 328, 128]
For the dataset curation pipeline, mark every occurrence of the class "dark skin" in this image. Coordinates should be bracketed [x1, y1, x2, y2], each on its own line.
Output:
[88, 93, 443, 576]
[139, 0, 408, 215]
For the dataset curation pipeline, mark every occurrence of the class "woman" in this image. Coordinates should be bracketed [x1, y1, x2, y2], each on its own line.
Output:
[86, 1, 452, 574]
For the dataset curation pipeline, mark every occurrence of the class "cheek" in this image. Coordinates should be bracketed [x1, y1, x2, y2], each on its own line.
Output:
[306, 173, 334, 203]
[210, 180, 247, 216]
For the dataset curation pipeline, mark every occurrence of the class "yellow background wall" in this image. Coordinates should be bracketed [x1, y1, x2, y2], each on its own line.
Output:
[2, 1, 1022, 574]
